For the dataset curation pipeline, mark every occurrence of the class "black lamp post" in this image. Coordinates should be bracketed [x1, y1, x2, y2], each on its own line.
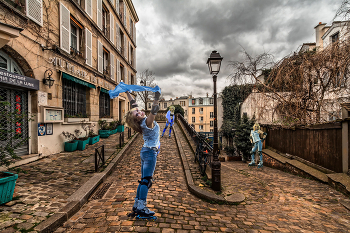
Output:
[140, 80, 147, 110]
[207, 50, 223, 191]
[43, 69, 55, 88]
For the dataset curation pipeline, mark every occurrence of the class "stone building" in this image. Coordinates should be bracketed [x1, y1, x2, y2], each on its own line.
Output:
[147, 95, 190, 121]
[0, 0, 138, 156]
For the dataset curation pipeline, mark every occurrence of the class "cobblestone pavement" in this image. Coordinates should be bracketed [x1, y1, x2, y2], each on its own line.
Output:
[56, 123, 350, 233]
[0, 129, 135, 232]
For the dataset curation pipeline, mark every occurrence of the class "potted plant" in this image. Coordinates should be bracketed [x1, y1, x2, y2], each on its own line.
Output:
[0, 102, 32, 204]
[109, 120, 119, 134]
[87, 123, 100, 145]
[98, 120, 110, 138]
[116, 120, 124, 132]
[76, 120, 90, 150]
[62, 131, 79, 152]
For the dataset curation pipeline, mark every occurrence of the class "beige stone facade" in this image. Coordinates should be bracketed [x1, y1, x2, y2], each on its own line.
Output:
[0, 0, 138, 156]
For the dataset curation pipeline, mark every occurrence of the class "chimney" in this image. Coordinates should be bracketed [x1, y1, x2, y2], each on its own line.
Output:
[176, 97, 178, 99]
[314, 22, 327, 50]
[170, 98, 172, 100]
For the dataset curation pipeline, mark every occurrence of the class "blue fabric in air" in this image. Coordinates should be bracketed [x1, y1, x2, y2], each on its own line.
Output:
[109, 81, 161, 99]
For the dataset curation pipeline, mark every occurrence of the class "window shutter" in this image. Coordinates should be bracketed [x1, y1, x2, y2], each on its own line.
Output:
[97, 0, 102, 30]
[124, 34, 126, 58]
[98, 40, 103, 73]
[117, 59, 120, 82]
[85, 0, 92, 18]
[134, 48, 136, 68]
[127, 41, 129, 62]
[116, 0, 119, 15]
[85, 28, 92, 67]
[133, 24, 136, 42]
[110, 0, 115, 7]
[127, 70, 129, 84]
[60, 3, 70, 54]
[110, 53, 115, 81]
[124, 67, 127, 83]
[116, 23, 120, 50]
[26, 0, 43, 26]
[110, 13, 114, 45]
[123, 3, 126, 26]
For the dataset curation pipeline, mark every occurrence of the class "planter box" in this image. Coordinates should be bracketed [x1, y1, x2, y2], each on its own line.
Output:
[117, 125, 124, 132]
[0, 172, 18, 204]
[89, 135, 100, 145]
[77, 138, 89, 150]
[99, 129, 110, 138]
[111, 129, 118, 134]
[64, 141, 78, 152]
[65, 118, 89, 123]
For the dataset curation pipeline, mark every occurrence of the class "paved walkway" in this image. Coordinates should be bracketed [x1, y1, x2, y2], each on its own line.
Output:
[52, 123, 350, 233]
[0, 129, 135, 233]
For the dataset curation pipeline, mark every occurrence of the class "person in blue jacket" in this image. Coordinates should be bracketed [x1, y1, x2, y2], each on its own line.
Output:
[161, 105, 175, 138]
[124, 90, 160, 218]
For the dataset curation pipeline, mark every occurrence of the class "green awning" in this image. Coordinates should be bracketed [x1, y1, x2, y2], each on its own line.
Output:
[101, 88, 109, 94]
[62, 72, 96, 89]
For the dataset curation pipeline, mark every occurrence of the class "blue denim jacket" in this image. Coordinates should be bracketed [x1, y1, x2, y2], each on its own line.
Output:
[140, 117, 160, 148]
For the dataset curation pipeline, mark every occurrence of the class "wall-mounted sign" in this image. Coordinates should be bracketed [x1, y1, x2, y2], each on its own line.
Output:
[38, 123, 46, 136]
[38, 91, 48, 106]
[0, 70, 39, 90]
[42, 106, 64, 123]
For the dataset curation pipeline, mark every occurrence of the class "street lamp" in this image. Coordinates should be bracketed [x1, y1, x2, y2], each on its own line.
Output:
[207, 50, 223, 191]
[43, 69, 55, 88]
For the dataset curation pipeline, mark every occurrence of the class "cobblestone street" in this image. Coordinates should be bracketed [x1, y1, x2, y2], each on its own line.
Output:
[55, 123, 350, 233]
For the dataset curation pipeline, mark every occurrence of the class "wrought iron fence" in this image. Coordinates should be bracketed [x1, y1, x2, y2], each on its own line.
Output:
[95, 145, 105, 172]
[176, 114, 213, 172]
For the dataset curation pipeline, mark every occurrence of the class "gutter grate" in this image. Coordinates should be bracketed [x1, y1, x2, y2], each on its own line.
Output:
[90, 183, 112, 200]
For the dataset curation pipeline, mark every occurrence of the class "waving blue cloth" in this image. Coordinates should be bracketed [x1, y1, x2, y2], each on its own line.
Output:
[109, 81, 161, 99]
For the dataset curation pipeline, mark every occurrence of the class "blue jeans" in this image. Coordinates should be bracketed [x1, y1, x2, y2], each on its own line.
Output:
[252, 140, 262, 152]
[136, 147, 158, 201]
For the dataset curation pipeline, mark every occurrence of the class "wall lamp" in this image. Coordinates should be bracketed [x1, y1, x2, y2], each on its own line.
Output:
[43, 69, 55, 88]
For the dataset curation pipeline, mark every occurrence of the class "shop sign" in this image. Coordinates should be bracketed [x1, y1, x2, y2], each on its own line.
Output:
[0, 70, 39, 90]
[48, 57, 114, 90]
[38, 123, 46, 136]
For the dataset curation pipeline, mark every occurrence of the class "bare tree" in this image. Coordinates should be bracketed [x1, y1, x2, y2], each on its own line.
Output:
[137, 69, 157, 110]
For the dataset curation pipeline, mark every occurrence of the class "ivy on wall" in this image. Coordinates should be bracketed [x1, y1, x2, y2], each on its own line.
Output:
[220, 84, 254, 137]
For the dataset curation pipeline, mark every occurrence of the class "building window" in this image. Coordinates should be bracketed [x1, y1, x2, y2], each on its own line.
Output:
[331, 32, 339, 43]
[120, 30, 125, 56]
[192, 108, 195, 114]
[70, 17, 83, 56]
[130, 46, 134, 66]
[210, 121, 213, 127]
[199, 108, 203, 114]
[210, 112, 214, 118]
[192, 117, 195, 123]
[210, 129, 214, 132]
[192, 99, 196, 105]
[63, 78, 87, 117]
[99, 91, 110, 118]
[199, 125, 203, 130]
[164, 103, 167, 109]
[103, 48, 109, 75]
[131, 74, 135, 85]
[199, 98, 203, 104]
[120, 63, 124, 81]
[209, 98, 214, 104]
[185, 110, 187, 116]
[200, 116, 203, 122]
[102, 5, 108, 36]
[148, 103, 151, 109]
[180, 101, 185, 106]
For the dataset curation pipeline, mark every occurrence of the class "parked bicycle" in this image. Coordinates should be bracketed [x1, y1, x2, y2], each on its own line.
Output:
[194, 134, 210, 176]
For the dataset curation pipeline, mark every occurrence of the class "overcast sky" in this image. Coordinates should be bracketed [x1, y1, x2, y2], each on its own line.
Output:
[132, 0, 343, 100]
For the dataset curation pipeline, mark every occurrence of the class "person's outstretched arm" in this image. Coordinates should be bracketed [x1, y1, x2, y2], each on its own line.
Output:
[146, 91, 160, 128]
[126, 91, 138, 108]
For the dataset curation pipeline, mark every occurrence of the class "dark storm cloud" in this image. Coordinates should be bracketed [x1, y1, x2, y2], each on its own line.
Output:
[133, 0, 343, 99]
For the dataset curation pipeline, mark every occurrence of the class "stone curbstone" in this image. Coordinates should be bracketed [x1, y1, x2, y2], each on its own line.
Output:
[34, 213, 66, 233]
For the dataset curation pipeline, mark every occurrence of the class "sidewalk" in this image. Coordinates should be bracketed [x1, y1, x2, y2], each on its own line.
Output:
[0, 129, 137, 232]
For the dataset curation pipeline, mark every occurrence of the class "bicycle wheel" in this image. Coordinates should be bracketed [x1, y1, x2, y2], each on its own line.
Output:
[199, 153, 207, 176]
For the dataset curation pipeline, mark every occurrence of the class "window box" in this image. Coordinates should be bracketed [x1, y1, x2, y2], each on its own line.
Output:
[117, 125, 124, 132]
[99, 129, 110, 138]
[65, 118, 89, 123]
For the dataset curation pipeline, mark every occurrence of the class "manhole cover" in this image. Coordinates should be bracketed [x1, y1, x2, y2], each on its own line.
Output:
[90, 183, 112, 200]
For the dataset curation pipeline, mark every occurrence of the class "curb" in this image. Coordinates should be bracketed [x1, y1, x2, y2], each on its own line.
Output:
[34, 132, 140, 233]
[173, 123, 245, 204]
